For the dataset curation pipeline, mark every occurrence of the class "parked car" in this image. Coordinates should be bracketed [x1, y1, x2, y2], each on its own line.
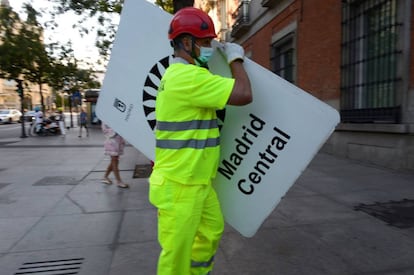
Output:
[23, 110, 36, 122]
[0, 109, 22, 124]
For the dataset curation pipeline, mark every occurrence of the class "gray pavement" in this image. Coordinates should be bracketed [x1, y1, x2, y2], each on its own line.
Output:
[0, 125, 414, 275]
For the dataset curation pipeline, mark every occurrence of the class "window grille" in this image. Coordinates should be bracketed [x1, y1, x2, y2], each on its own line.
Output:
[340, 0, 402, 123]
[271, 33, 295, 83]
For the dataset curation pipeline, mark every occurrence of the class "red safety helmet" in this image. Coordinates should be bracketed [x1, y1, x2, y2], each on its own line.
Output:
[168, 7, 217, 40]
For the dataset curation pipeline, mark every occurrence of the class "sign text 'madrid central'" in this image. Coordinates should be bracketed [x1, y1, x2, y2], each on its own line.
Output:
[218, 113, 291, 195]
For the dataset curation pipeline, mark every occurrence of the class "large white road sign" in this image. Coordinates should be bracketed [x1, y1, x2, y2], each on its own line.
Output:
[96, 0, 340, 237]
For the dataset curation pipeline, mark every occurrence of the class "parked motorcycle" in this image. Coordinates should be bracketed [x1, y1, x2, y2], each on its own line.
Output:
[34, 116, 60, 136]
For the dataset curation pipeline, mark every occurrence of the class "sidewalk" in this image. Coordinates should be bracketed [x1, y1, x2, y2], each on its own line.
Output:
[0, 126, 414, 274]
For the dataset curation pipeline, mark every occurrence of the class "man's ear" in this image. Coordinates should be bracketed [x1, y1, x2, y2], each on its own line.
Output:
[181, 36, 192, 52]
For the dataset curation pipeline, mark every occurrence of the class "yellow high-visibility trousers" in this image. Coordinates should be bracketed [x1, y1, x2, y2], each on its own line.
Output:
[149, 175, 224, 275]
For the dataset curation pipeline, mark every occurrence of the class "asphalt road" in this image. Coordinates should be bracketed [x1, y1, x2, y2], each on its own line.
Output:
[0, 112, 78, 139]
[0, 122, 29, 139]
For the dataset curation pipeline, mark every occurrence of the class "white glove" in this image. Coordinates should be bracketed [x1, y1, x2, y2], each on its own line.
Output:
[223, 42, 244, 64]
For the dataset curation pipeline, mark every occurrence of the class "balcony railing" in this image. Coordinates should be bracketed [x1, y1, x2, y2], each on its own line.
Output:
[231, 0, 251, 38]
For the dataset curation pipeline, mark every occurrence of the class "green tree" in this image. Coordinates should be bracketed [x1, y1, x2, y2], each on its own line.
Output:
[47, 41, 100, 109]
[1, 3, 100, 112]
[20, 4, 52, 112]
[155, 0, 174, 14]
[45, 0, 186, 61]
[0, 4, 49, 112]
[47, 0, 124, 63]
[0, 6, 25, 80]
[0, 4, 54, 112]
[48, 42, 96, 90]
[5, 0, 188, 75]
[171, 0, 194, 13]
[155, 0, 195, 13]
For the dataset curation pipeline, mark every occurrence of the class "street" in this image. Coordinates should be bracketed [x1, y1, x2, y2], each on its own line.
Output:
[0, 123, 27, 139]
[0, 112, 78, 140]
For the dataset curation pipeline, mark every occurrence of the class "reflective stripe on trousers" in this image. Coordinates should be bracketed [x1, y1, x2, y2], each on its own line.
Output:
[191, 256, 214, 268]
[191, 256, 214, 275]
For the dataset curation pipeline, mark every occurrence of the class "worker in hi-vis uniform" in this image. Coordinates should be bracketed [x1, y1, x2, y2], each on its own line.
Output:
[149, 7, 253, 275]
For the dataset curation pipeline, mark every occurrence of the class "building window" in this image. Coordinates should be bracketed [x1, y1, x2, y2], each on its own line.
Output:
[340, 0, 403, 123]
[271, 33, 295, 83]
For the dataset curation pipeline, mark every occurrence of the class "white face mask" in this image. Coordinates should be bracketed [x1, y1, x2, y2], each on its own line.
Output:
[195, 44, 214, 65]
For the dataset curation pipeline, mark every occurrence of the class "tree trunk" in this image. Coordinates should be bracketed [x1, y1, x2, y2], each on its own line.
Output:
[39, 82, 45, 112]
[173, 0, 194, 13]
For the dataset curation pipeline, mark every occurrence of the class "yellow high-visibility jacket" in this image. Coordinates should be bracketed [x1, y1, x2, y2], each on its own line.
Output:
[152, 62, 234, 185]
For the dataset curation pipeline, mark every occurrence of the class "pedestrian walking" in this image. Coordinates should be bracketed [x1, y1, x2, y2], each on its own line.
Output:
[78, 108, 89, 137]
[101, 123, 129, 188]
[31, 106, 43, 135]
[57, 110, 66, 136]
[149, 7, 252, 275]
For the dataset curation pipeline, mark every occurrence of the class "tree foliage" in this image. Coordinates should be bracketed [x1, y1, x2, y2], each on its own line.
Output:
[44, 0, 124, 63]
[44, 0, 188, 61]
[0, 0, 192, 110]
[155, 0, 174, 14]
[3, 0, 190, 73]
[0, 3, 99, 111]
[0, 7, 25, 79]
[0, 4, 49, 109]
[172, 0, 194, 13]
[155, 0, 194, 14]
[48, 42, 100, 93]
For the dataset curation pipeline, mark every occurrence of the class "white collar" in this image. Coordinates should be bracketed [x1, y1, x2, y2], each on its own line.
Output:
[173, 57, 189, 64]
